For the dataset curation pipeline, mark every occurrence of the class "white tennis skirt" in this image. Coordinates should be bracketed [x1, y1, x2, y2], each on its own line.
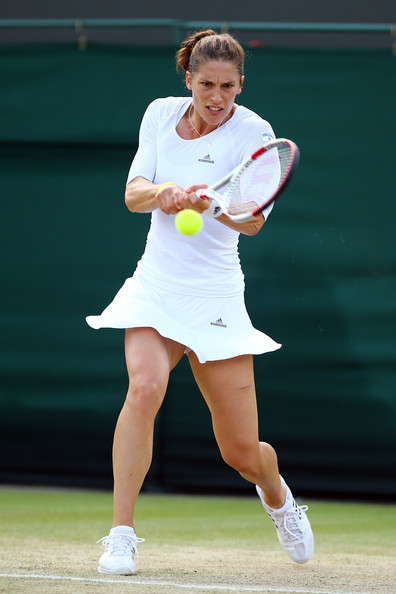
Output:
[86, 272, 281, 364]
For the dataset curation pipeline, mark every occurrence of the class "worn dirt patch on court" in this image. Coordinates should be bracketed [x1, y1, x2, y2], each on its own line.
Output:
[1, 543, 395, 593]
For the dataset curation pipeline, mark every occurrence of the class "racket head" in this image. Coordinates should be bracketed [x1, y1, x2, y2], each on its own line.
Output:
[250, 138, 300, 217]
[222, 138, 300, 222]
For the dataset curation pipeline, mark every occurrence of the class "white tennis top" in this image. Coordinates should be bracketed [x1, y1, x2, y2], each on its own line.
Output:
[127, 97, 276, 297]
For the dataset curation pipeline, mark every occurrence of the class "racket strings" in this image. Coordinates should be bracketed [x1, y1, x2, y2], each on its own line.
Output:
[225, 144, 293, 215]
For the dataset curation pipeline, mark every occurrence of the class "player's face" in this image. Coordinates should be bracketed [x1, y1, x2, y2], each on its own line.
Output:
[186, 60, 244, 130]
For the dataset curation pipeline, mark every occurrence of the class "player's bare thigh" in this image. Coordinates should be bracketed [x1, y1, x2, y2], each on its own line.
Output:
[188, 352, 260, 452]
[124, 327, 185, 412]
[125, 327, 185, 372]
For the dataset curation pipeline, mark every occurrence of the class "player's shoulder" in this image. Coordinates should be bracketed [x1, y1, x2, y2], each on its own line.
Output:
[229, 105, 275, 146]
[233, 104, 272, 129]
[146, 96, 189, 117]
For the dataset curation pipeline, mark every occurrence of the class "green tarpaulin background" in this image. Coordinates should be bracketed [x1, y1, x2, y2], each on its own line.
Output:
[1, 44, 395, 497]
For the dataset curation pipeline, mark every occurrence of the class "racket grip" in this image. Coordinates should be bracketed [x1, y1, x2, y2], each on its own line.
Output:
[204, 201, 223, 218]
[196, 189, 223, 218]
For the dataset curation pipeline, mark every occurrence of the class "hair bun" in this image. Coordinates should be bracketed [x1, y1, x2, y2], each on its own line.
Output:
[176, 29, 216, 72]
[175, 30, 245, 78]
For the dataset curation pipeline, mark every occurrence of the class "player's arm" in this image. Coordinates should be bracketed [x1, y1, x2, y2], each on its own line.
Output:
[125, 177, 211, 215]
[125, 176, 159, 213]
[216, 210, 265, 236]
[186, 184, 265, 237]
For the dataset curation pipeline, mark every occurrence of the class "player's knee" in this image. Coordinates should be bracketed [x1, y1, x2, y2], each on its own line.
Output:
[125, 375, 165, 417]
[220, 444, 258, 476]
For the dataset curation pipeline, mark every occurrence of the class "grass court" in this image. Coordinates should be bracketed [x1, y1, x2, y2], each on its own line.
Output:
[1, 487, 395, 593]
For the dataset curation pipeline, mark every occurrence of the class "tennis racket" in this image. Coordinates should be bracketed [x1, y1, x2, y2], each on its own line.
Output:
[196, 138, 299, 222]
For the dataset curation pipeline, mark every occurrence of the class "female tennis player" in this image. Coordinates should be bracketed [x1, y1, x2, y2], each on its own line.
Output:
[87, 30, 313, 574]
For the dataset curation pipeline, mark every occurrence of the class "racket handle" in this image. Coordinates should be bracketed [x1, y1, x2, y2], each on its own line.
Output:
[196, 189, 223, 218]
[204, 201, 223, 218]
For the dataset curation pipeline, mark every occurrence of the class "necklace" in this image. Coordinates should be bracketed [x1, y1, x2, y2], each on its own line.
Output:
[188, 104, 224, 146]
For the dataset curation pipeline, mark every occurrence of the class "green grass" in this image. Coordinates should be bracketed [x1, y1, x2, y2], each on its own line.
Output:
[1, 487, 395, 593]
[1, 487, 395, 553]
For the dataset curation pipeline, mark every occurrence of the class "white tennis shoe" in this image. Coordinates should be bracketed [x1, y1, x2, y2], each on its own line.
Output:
[256, 477, 314, 564]
[97, 525, 145, 575]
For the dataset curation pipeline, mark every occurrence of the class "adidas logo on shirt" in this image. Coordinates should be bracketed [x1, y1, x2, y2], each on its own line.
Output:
[210, 318, 227, 328]
[198, 154, 214, 164]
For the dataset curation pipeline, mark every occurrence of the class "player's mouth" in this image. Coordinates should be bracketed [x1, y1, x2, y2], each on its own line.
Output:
[207, 106, 222, 112]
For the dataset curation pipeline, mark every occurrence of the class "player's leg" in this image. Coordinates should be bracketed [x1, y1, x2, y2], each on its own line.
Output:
[98, 327, 185, 575]
[113, 327, 185, 527]
[188, 352, 314, 563]
[188, 352, 285, 506]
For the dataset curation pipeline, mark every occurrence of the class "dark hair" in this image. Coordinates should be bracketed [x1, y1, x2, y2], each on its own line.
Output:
[176, 30, 245, 78]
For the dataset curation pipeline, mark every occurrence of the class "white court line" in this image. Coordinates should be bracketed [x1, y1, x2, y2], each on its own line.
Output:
[0, 573, 371, 594]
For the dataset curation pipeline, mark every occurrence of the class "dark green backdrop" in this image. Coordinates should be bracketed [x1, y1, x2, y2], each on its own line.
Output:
[1, 44, 395, 497]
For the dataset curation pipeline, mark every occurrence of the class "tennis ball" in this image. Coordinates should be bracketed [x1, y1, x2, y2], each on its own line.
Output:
[175, 209, 203, 236]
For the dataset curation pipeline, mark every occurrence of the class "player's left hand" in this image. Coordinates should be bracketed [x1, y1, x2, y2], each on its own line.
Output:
[184, 184, 210, 213]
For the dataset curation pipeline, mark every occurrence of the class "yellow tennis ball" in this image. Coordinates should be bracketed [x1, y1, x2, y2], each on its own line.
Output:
[175, 209, 203, 236]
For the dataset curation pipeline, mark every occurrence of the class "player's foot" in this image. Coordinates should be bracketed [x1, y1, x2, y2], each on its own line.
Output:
[97, 525, 145, 575]
[256, 477, 314, 564]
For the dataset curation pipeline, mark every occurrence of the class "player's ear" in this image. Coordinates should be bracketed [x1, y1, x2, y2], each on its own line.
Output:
[186, 71, 192, 91]
[237, 75, 245, 95]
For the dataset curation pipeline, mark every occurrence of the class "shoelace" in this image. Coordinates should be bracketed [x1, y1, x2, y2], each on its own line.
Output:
[97, 533, 145, 558]
[271, 502, 309, 542]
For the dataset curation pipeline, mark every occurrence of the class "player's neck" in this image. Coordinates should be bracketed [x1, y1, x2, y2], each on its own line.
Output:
[188, 104, 236, 138]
